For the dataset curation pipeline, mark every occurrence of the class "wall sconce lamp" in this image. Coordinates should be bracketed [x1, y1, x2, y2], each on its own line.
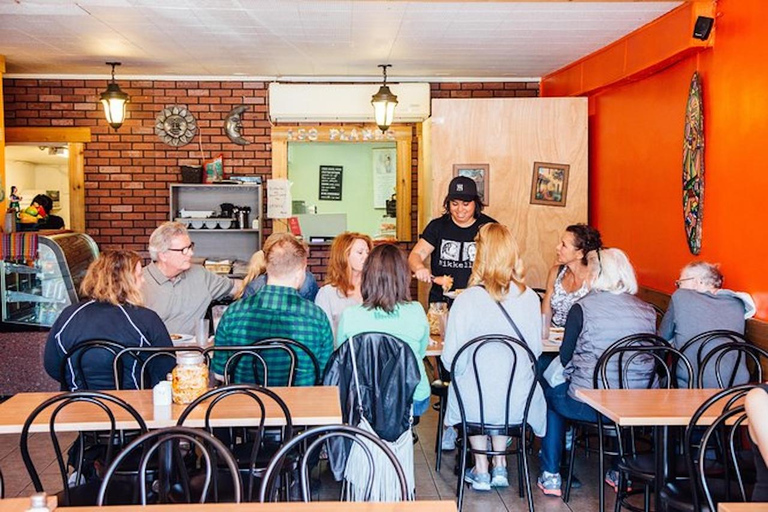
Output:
[100, 62, 130, 131]
[371, 64, 398, 132]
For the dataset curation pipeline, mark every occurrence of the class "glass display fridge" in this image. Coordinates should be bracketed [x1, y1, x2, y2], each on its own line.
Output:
[1, 232, 99, 327]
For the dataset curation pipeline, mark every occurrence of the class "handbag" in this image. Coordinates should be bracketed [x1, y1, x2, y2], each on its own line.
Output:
[343, 337, 414, 501]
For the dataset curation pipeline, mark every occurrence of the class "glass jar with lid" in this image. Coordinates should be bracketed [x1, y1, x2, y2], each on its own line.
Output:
[171, 351, 208, 404]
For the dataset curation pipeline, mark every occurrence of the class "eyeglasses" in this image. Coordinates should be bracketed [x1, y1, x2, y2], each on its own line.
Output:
[675, 277, 695, 288]
[167, 242, 195, 255]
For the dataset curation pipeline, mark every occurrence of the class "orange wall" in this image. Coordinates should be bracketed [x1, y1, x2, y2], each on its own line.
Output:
[567, 0, 768, 319]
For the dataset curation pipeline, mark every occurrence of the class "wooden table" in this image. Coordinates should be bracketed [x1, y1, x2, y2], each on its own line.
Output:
[0, 386, 342, 434]
[575, 388, 732, 512]
[718, 504, 767, 512]
[0, 498, 457, 512]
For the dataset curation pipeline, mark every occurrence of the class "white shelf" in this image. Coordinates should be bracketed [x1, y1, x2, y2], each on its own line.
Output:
[170, 183, 262, 262]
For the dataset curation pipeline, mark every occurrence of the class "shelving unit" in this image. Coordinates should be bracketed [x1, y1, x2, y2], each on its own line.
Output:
[169, 183, 262, 264]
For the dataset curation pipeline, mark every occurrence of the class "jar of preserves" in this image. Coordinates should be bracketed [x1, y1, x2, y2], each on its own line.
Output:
[171, 352, 208, 404]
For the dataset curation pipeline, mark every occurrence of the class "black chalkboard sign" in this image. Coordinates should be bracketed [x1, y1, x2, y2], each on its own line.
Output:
[319, 165, 343, 201]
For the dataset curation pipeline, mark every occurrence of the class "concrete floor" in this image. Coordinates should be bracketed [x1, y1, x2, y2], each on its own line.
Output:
[0, 398, 640, 511]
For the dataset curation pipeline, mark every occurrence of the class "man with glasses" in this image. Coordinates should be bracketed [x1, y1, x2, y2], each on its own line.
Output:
[142, 221, 234, 336]
[659, 261, 756, 387]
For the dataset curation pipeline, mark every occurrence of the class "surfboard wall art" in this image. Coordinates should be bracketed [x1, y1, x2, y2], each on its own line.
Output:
[683, 72, 704, 255]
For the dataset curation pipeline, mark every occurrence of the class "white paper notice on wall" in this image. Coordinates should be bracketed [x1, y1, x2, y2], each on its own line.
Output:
[267, 179, 293, 219]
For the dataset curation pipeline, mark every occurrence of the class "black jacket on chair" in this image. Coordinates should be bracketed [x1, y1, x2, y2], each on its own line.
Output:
[323, 331, 420, 480]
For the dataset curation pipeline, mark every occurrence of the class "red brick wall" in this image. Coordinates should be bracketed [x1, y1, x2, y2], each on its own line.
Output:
[3, 78, 538, 276]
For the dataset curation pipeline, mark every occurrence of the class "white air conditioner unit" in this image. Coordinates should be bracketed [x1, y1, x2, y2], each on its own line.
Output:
[269, 83, 430, 123]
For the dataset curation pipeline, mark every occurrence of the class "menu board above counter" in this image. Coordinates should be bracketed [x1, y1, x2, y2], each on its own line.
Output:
[318, 165, 343, 201]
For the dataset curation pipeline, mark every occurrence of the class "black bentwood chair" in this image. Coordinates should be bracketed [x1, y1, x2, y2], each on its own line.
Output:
[204, 338, 321, 386]
[20, 391, 148, 506]
[98, 426, 242, 505]
[698, 342, 768, 389]
[660, 384, 758, 512]
[258, 424, 410, 503]
[449, 334, 539, 512]
[177, 384, 294, 502]
[594, 342, 693, 512]
[678, 330, 751, 388]
[563, 334, 680, 512]
[113, 346, 204, 390]
[60, 339, 126, 391]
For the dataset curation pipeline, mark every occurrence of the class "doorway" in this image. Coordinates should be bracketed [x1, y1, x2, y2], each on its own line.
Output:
[5, 144, 71, 227]
[4, 127, 90, 232]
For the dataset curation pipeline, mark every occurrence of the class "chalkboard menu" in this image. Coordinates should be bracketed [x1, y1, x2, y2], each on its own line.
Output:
[318, 165, 343, 201]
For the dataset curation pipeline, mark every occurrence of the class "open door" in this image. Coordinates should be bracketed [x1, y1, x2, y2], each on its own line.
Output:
[4, 128, 90, 232]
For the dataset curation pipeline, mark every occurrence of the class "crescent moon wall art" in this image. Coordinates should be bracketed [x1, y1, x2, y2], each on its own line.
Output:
[224, 105, 251, 145]
[683, 72, 704, 255]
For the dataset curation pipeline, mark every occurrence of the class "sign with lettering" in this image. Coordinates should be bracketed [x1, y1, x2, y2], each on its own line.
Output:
[319, 166, 343, 201]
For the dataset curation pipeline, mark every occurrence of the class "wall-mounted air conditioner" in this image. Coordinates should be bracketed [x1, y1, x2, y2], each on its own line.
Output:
[269, 83, 430, 123]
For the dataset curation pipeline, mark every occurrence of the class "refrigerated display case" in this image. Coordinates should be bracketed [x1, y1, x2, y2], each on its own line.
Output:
[1, 232, 99, 327]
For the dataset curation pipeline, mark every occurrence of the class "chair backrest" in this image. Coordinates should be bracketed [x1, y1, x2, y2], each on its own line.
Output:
[594, 340, 694, 390]
[20, 391, 148, 506]
[679, 330, 750, 386]
[205, 343, 295, 385]
[176, 384, 294, 502]
[683, 384, 757, 511]
[449, 334, 538, 435]
[699, 342, 768, 388]
[113, 346, 204, 390]
[258, 424, 409, 502]
[252, 338, 322, 386]
[648, 302, 665, 329]
[60, 340, 126, 391]
[98, 426, 242, 505]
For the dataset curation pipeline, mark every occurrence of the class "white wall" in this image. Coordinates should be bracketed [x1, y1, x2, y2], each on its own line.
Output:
[5, 160, 70, 226]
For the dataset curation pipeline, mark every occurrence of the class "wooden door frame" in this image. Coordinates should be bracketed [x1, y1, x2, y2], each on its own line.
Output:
[5, 127, 90, 232]
[271, 124, 412, 241]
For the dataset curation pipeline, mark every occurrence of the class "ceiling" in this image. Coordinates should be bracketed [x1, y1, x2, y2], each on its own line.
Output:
[6, 145, 69, 166]
[0, 1, 681, 80]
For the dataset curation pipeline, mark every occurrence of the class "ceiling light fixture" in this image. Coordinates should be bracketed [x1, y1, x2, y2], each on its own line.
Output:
[99, 62, 130, 131]
[371, 64, 398, 132]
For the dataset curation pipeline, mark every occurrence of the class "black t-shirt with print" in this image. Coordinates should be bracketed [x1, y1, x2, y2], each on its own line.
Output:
[420, 213, 497, 303]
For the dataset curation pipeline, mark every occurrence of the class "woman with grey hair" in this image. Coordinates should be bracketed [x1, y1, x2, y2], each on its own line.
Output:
[659, 261, 756, 388]
[538, 248, 656, 497]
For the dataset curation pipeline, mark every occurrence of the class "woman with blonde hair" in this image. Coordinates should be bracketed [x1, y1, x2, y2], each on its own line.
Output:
[537, 248, 655, 497]
[441, 223, 546, 491]
[44, 250, 174, 390]
[236, 248, 319, 301]
[315, 231, 373, 338]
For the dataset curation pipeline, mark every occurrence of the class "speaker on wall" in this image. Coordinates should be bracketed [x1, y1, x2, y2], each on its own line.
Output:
[693, 16, 714, 41]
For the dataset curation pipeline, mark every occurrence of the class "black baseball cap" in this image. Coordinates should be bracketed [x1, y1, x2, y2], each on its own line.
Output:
[447, 176, 478, 201]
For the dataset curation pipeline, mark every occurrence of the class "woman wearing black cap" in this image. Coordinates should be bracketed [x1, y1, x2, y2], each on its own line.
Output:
[409, 176, 497, 303]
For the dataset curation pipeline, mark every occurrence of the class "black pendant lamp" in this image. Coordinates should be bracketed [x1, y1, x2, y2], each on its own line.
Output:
[100, 62, 130, 131]
[371, 64, 398, 132]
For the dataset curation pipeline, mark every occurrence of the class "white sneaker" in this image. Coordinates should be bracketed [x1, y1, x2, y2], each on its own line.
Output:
[441, 426, 457, 451]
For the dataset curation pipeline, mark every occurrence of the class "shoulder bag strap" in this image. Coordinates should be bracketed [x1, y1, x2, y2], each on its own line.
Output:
[480, 285, 528, 344]
[346, 336, 365, 416]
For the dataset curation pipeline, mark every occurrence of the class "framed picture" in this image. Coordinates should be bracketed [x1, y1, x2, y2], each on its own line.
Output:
[452, 163, 490, 205]
[530, 162, 570, 207]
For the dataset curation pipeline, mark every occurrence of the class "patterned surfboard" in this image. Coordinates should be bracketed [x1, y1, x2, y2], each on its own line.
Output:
[683, 72, 704, 255]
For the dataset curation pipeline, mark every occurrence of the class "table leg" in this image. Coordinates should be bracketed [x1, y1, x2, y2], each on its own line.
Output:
[654, 425, 669, 512]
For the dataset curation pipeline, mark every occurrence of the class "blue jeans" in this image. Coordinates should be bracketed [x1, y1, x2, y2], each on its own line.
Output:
[540, 382, 599, 474]
[413, 398, 430, 418]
